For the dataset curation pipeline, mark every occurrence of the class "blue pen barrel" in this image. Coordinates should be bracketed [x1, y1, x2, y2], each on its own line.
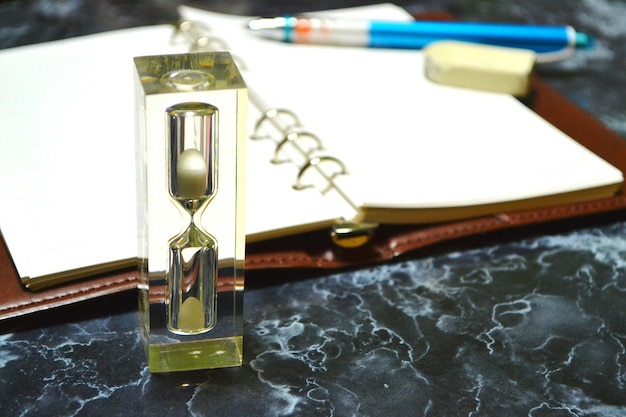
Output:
[369, 21, 574, 53]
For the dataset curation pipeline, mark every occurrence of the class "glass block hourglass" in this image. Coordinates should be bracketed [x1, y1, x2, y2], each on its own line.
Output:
[134, 52, 247, 373]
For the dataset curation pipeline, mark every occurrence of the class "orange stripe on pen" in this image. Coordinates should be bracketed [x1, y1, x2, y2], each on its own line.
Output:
[295, 19, 313, 36]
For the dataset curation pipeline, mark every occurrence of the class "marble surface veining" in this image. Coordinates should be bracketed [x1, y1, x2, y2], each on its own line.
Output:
[1, 222, 625, 416]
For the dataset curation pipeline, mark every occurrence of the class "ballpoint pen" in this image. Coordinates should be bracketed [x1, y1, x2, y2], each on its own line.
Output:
[247, 16, 594, 55]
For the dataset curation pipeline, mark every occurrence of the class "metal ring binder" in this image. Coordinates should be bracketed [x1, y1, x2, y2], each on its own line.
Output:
[273, 131, 323, 164]
[172, 20, 378, 247]
[172, 20, 215, 50]
[294, 156, 347, 192]
[252, 108, 301, 140]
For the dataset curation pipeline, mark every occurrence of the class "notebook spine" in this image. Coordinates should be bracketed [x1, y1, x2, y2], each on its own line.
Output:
[173, 20, 377, 247]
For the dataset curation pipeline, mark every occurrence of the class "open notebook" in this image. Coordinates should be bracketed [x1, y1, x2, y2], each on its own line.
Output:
[0, 4, 622, 289]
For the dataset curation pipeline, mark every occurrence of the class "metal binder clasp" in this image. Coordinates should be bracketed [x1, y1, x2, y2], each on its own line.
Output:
[331, 222, 378, 249]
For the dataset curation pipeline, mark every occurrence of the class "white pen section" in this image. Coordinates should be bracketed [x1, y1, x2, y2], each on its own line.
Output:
[289, 18, 370, 46]
[565, 26, 576, 46]
[249, 16, 371, 46]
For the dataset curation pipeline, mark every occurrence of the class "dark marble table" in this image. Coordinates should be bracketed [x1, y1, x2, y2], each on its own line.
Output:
[1, 1, 626, 416]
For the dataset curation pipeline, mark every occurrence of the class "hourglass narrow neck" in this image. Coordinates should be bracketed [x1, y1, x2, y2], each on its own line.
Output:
[177, 196, 210, 216]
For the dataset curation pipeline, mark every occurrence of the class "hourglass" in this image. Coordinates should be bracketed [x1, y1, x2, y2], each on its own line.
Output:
[166, 102, 218, 335]
[135, 51, 246, 372]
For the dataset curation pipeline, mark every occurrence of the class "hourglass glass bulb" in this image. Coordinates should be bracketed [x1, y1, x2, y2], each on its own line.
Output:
[177, 148, 207, 200]
[166, 102, 219, 336]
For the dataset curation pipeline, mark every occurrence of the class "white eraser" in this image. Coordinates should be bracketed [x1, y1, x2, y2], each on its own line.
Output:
[423, 41, 536, 96]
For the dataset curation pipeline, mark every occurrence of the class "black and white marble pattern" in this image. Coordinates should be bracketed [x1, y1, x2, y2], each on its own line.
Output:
[1, 222, 626, 416]
[1, 0, 626, 415]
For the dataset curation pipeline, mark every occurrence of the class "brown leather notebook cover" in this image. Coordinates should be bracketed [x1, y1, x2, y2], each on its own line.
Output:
[2, 17, 626, 321]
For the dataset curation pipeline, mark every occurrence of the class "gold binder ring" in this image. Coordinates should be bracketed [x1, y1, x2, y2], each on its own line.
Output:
[272, 130, 323, 164]
[173, 20, 212, 47]
[191, 35, 229, 52]
[252, 108, 301, 140]
[293, 156, 347, 191]
[173, 20, 248, 68]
